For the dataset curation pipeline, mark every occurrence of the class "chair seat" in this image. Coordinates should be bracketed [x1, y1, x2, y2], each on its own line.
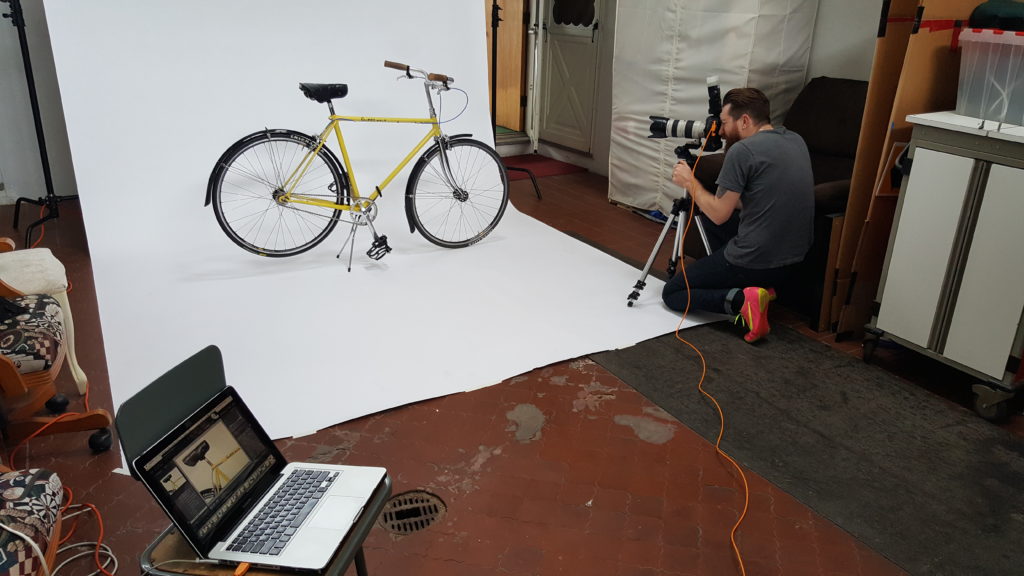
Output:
[0, 468, 62, 576]
[0, 295, 65, 374]
[0, 249, 67, 295]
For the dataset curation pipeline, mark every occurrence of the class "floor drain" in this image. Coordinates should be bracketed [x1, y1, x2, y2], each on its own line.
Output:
[378, 490, 446, 535]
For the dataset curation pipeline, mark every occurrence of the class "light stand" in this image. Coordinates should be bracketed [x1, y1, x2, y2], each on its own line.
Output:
[2, 0, 79, 247]
[491, 0, 541, 199]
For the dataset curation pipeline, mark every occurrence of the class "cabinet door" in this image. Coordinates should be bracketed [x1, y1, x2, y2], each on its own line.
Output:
[875, 147, 974, 348]
[942, 163, 1024, 379]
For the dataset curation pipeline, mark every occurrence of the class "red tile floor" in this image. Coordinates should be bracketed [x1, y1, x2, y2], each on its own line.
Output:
[2, 172, 1019, 575]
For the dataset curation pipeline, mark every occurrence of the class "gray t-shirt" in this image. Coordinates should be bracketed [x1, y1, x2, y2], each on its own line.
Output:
[715, 127, 814, 269]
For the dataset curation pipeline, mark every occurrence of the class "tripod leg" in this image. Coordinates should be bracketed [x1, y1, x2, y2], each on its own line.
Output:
[667, 214, 685, 278]
[627, 214, 677, 307]
[693, 214, 713, 257]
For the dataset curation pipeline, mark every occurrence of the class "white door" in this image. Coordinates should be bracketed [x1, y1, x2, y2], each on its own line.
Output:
[539, 0, 600, 154]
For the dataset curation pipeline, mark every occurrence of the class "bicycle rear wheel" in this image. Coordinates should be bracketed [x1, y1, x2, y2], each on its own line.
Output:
[209, 130, 345, 257]
[406, 138, 509, 248]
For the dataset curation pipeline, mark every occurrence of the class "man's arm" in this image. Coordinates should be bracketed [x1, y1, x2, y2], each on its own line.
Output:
[671, 161, 741, 225]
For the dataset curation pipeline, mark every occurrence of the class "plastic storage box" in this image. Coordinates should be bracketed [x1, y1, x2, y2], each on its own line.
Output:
[956, 28, 1024, 125]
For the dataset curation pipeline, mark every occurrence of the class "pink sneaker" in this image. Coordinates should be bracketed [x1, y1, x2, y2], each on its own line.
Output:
[735, 287, 772, 343]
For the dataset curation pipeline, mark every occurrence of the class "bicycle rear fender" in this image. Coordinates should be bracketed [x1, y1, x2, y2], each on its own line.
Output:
[403, 133, 474, 233]
[204, 129, 347, 207]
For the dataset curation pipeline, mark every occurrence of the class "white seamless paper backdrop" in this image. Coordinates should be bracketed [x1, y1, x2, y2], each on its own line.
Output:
[44, 0, 716, 439]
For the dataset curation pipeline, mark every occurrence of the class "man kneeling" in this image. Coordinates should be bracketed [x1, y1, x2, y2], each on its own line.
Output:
[661, 87, 814, 343]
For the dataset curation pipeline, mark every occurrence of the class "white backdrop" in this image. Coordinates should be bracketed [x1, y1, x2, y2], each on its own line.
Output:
[609, 0, 819, 212]
[44, 0, 714, 440]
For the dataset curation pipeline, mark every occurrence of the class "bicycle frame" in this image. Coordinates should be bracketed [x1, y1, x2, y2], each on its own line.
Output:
[282, 97, 449, 212]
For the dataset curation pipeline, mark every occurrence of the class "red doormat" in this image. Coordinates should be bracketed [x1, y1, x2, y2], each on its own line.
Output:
[502, 154, 586, 180]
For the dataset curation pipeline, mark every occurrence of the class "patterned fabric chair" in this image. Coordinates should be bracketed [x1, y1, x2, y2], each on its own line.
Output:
[0, 294, 112, 451]
[0, 238, 88, 395]
[0, 467, 63, 576]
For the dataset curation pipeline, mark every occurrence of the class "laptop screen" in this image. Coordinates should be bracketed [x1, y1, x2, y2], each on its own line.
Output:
[136, 387, 285, 554]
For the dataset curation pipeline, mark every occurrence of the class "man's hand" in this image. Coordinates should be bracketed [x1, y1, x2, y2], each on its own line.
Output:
[669, 158, 741, 225]
[672, 161, 694, 191]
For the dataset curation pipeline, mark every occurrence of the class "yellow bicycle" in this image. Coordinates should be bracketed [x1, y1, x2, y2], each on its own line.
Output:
[204, 60, 509, 262]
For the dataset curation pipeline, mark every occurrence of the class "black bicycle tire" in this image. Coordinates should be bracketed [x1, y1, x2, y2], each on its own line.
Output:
[209, 130, 345, 257]
[407, 139, 509, 248]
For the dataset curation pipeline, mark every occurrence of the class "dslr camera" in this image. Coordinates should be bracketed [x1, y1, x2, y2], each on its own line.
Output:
[648, 76, 724, 164]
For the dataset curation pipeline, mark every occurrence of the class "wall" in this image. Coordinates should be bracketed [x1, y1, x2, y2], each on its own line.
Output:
[807, 0, 880, 82]
[0, 0, 76, 206]
[543, 0, 878, 177]
[0, 0, 880, 202]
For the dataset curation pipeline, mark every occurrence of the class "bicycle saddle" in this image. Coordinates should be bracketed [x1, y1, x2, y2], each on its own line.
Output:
[299, 83, 349, 103]
[182, 440, 210, 467]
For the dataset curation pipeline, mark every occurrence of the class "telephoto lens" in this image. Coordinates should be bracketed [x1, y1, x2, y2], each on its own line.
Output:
[648, 116, 707, 139]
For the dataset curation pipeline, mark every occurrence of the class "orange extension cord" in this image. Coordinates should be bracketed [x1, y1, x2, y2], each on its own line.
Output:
[673, 125, 750, 576]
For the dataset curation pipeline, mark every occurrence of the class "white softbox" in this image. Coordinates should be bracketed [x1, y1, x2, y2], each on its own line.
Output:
[609, 0, 818, 212]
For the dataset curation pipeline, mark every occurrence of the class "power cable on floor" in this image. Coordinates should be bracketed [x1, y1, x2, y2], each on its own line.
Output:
[671, 125, 750, 576]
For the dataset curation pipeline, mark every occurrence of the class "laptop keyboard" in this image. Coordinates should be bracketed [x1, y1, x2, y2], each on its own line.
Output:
[226, 469, 339, 556]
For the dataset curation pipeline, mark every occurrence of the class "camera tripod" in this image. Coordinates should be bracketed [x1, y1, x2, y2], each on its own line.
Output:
[627, 146, 714, 307]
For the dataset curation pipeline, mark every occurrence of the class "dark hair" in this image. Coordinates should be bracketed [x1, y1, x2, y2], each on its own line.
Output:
[723, 87, 771, 125]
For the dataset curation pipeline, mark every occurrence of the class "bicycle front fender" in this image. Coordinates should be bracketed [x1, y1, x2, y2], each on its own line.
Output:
[403, 133, 474, 233]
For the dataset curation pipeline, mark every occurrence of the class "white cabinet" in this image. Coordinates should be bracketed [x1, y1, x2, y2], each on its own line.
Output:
[871, 113, 1024, 400]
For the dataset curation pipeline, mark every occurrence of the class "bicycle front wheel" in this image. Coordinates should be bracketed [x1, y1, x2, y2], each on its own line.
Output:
[407, 138, 509, 248]
[209, 130, 345, 257]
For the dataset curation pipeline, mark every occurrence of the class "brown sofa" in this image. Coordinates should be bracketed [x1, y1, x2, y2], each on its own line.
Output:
[690, 76, 869, 329]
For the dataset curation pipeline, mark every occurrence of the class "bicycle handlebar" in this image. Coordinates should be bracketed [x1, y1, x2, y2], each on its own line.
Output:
[384, 60, 410, 75]
[384, 60, 454, 86]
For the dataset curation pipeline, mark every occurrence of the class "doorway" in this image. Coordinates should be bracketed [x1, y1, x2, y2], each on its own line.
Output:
[486, 0, 528, 137]
[538, 0, 601, 155]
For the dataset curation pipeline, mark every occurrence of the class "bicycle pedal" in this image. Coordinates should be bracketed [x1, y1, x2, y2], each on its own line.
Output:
[367, 235, 392, 260]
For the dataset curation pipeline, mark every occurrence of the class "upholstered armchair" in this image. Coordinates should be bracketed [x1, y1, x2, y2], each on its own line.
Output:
[0, 239, 87, 394]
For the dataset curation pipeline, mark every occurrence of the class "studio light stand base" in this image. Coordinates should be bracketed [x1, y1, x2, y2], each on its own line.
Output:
[13, 193, 79, 247]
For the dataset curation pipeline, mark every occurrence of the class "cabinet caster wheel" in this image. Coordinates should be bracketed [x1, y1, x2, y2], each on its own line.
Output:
[46, 394, 69, 414]
[862, 338, 878, 364]
[973, 394, 1010, 422]
[89, 428, 113, 452]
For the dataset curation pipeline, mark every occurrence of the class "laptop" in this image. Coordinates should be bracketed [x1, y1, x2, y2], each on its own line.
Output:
[132, 385, 386, 571]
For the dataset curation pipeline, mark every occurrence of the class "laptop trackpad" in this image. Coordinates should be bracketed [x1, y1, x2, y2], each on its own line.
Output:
[309, 496, 364, 529]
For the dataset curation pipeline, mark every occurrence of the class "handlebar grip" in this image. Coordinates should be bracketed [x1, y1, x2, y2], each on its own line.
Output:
[384, 60, 408, 71]
[428, 73, 453, 84]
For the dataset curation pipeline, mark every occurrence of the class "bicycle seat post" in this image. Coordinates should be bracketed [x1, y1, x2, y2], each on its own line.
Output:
[327, 101, 336, 116]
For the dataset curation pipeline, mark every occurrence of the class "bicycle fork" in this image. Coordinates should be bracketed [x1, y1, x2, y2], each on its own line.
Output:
[435, 136, 468, 200]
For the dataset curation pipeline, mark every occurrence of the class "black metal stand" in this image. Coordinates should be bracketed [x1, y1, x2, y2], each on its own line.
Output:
[491, 0, 541, 199]
[2, 0, 79, 247]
